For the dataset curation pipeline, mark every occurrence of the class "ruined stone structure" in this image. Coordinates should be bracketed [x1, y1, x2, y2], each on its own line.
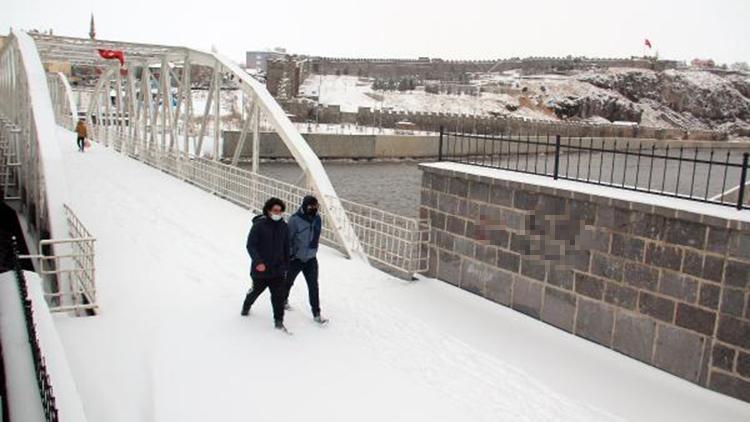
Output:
[266, 56, 311, 100]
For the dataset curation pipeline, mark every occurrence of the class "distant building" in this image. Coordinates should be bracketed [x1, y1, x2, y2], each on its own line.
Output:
[266, 56, 310, 100]
[691, 58, 715, 69]
[245, 48, 287, 72]
[44, 61, 72, 75]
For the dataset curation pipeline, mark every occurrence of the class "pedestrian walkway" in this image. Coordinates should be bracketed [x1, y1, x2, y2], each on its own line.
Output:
[52, 126, 750, 422]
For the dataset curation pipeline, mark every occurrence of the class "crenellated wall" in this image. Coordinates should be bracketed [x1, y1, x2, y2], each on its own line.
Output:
[281, 101, 727, 141]
[309, 56, 680, 79]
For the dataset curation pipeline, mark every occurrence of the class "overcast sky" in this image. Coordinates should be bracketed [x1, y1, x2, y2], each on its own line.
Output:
[4, 0, 749, 65]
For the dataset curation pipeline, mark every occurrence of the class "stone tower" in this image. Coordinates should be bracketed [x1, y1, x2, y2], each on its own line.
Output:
[89, 14, 96, 40]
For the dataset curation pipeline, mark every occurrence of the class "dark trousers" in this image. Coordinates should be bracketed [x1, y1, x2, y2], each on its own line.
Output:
[242, 276, 287, 322]
[286, 258, 320, 317]
[77, 136, 85, 151]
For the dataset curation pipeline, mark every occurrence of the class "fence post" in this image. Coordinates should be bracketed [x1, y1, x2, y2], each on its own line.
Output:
[738, 152, 749, 210]
[438, 125, 444, 162]
[553, 134, 561, 180]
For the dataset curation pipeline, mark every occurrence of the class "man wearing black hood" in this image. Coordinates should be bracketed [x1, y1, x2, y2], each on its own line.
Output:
[286, 195, 328, 324]
[241, 197, 291, 333]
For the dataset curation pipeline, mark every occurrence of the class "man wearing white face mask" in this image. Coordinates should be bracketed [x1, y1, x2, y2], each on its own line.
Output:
[241, 197, 292, 333]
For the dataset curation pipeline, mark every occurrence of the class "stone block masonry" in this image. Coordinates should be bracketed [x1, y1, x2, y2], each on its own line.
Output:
[280, 101, 728, 142]
[222, 131, 439, 160]
[309, 56, 679, 80]
[419, 161, 750, 403]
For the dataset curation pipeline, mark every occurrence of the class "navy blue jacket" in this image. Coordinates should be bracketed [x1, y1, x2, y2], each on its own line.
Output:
[246, 215, 290, 279]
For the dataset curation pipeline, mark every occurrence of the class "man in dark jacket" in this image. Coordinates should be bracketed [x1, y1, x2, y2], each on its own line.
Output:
[241, 197, 291, 332]
[286, 195, 328, 324]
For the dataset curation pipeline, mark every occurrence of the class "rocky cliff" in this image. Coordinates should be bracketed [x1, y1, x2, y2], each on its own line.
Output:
[577, 68, 750, 134]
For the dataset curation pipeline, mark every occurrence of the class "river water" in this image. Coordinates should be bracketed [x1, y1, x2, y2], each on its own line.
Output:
[246, 148, 749, 218]
[251, 161, 425, 217]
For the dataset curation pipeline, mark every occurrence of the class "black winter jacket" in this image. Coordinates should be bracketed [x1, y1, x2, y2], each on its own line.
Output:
[246, 215, 290, 279]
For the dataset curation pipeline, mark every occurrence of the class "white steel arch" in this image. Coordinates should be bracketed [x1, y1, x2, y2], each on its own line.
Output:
[47, 71, 79, 130]
[36, 34, 367, 261]
[0, 30, 73, 302]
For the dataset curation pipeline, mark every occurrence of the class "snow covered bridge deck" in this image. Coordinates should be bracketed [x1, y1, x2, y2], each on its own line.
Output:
[52, 126, 750, 422]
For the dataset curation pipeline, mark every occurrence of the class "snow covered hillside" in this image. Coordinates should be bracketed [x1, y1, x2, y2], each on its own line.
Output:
[300, 74, 553, 121]
[299, 69, 750, 134]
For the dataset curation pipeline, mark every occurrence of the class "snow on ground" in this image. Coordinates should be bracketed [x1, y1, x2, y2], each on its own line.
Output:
[0, 271, 47, 422]
[427, 162, 750, 224]
[292, 122, 435, 136]
[0, 271, 88, 422]
[299, 75, 555, 119]
[75, 89, 244, 119]
[191, 89, 244, 117]
[52, 126, 750, 422]
[665, 69, 734, 91]
[300, 75, 379, 112]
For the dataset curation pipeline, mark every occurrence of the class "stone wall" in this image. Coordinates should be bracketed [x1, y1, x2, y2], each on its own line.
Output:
[281, 101, 727, 141]
[419, 162, 750, 403]
[309, 56, 679, 80]
[266, 57, 310, 100]
[222, 131, 440, 159]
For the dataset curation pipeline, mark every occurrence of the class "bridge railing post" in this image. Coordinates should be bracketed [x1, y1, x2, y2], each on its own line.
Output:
[438, 126, 444, 161]
[553, 134, 561, 180]
[738, 152, 749, 210]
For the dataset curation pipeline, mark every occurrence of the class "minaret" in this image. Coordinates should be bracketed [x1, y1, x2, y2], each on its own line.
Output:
[89, 14, 96, 40]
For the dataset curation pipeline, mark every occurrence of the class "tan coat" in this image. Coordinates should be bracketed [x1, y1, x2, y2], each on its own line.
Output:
[75, 121, 87, 138]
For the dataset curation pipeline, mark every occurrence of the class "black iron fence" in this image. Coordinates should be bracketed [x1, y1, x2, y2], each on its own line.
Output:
[438, 128, 750, 210]
[9, 237, 59, 422]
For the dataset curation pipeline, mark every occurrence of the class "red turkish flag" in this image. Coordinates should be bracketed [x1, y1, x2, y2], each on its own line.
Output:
[97, 49, 125, 66]
[644, 39, 652, 49]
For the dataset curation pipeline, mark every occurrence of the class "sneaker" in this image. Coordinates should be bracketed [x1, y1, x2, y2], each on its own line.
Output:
[274, 320, 292, 334]
[314, 315, 329, 325]
[240, 309, 249, 317]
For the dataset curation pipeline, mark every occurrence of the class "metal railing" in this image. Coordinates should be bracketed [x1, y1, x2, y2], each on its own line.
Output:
[9, 236, 60, 422]
[332, 198, 430, 276]
[0, 121, 22, 201]
[1, 30, 98, 311]
[439, 128, 750, 210]
[20, 205, 98, 313]
[100, 130, 430, 276]
[2, 193, 98, 313]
